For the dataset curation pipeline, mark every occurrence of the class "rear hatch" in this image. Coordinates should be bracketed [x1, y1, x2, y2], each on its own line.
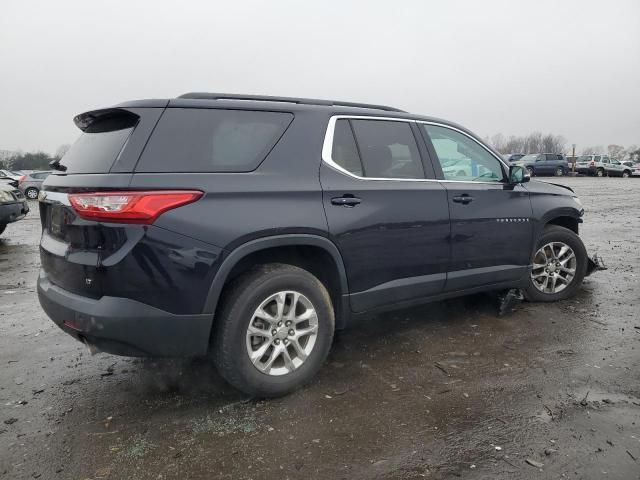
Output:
[39, 102, 294, 313]
[39, 105, 166, 298]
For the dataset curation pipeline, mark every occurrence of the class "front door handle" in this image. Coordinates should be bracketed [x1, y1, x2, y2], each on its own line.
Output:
[331, 196, 362, 207]
[452, 194, 474, 204]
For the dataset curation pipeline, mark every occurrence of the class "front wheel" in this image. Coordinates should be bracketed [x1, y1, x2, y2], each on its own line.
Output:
[523, 225, 588, 302]
[212, 263, 335, 397]
[0, 224, 6, 236]
[526, 167, 534, 177]
[555, 167, 564, 176]
[622, 171, 630, 178]
[596, 169, 605, 177]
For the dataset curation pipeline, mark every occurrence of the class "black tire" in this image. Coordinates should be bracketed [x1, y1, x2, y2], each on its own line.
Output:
[526, 167, 534, 177]
[523, 225, 588, 303]
[555, 167, 564, 176]
[25, 187, 39, 199]
[596, 168, 605, 177]
[622, 170, 630, 178]
[0, 224, 6, 236]
[212, 263, 335, 397]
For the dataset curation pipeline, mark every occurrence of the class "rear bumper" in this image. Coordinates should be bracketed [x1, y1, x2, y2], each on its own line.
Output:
[0, 201, 29, 225]
[37, 272, 212, 357]
[576, 166, 595, 175]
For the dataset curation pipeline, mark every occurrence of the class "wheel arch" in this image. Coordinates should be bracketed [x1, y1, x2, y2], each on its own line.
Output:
[203, 235, 350, 329]
[544, 215, 580, 235]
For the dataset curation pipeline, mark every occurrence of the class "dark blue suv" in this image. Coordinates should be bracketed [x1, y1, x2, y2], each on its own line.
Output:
[38, 93, 590, 396]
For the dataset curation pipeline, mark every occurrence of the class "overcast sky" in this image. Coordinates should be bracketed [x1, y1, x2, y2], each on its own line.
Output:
[1, 0, 639, 154]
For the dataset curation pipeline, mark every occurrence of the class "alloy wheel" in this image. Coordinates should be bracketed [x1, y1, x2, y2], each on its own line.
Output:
[245, 291, 319, 376]
[531, 242, 577, 294]
[26, 189, 38, 199]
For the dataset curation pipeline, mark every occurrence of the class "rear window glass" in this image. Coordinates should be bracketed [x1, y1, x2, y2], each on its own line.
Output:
[136, 109, 293, 173]
[59, 114, 137, 174]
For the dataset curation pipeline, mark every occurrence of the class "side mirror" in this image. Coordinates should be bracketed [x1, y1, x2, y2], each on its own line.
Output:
[509, 165, 529, 184]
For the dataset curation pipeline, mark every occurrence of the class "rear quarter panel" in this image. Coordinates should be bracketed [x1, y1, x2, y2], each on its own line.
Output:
[129, 110, 329, 252]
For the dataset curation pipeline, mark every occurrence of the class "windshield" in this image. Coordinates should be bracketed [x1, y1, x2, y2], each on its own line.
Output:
[577, 155, 591, 161]
[519, 154, 539, 162]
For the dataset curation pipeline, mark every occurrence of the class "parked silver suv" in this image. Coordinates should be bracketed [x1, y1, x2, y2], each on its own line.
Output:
[18, 171, 51, 199]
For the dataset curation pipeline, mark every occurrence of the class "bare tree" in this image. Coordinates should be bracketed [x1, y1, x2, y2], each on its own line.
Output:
[489, 133, 506, 153]
[523, 132, 543, 154]
[581, 146, 604, 155]
[486, 132, 566, 154]
[607, 144, 625, 160]
[541, 134, 566, 153]
[504, 135, 525, 153]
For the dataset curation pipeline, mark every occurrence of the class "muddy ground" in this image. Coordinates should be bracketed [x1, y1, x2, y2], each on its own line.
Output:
[1, 176, 639, 480]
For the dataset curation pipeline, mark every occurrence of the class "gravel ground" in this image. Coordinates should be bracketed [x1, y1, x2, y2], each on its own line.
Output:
[1, 176, 639, 480]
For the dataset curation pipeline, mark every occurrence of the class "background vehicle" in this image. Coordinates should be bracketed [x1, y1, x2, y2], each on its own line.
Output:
[37, 93, 590, 397]
[18, 171, 51, 199]
[503, 153, 525, 162]
[0, 182, 29, 237]
[631, 163, 640, 177]
[513, 153, 568, 176]
[603, 159, 633, 177]
[574, 155, 622, 176]
[0, 169, 22, 187]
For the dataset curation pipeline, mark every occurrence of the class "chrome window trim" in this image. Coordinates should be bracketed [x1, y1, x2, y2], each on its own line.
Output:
[321, 115, 509, 185]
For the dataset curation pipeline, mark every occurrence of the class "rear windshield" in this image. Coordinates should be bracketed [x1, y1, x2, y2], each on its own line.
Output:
[58, 113, 138, 174]
[136, 109, 293, 172]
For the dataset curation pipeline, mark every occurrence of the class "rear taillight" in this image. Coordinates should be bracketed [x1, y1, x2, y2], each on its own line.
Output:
[590, 161, 595, 166]
[18, 175, 25, 184]
[68, 190, 203, 224]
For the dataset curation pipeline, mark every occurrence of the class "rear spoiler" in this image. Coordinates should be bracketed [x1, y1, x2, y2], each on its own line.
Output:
[73, 108, 140, 132]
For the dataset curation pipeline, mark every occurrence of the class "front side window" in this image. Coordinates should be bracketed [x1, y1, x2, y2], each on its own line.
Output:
[422, 125, 504, 182]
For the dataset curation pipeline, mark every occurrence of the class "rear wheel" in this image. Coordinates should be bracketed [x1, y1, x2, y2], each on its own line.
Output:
[25, 187, 39, 199]
[523, 225, 588, 302]
[212, 263, 335, 397]
[0, 224, 6, 236]
[596, 168, 605, 177]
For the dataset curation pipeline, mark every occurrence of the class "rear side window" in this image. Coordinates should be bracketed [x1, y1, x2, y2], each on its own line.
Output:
[59, 113, 138, 174]
[136, 109, 293, 172]
[350, 120, 424, 179]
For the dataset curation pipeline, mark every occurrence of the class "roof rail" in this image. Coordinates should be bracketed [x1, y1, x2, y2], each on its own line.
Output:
[178, 92, 405, 113]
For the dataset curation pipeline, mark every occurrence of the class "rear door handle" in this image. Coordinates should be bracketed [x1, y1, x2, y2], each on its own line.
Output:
[452, 194, 474, 204]
[331, 196, 362, 207]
